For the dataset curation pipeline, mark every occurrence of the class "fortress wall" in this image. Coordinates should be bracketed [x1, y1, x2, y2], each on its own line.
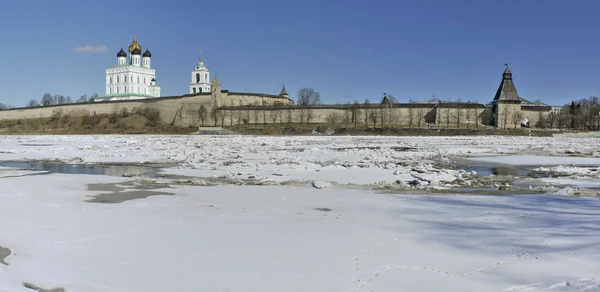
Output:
[0, 92, 549, 129]
[218, 92, 292, 107]
[219, 105, 452, 128]
[521, 106, 551, 127]
[433, 106, 486, 128]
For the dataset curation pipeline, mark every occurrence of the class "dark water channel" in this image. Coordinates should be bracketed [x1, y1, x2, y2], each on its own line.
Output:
[0, 161, 159, 177]
[454, 158, 552, 178]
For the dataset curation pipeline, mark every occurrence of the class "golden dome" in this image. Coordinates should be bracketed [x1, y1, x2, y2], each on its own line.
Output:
[128, 36, 142, 53]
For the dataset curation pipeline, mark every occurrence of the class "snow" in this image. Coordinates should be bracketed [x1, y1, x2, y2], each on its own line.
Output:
[1, 135, 600, 291]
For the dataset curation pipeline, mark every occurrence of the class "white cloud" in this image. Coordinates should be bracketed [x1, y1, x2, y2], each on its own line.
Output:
[73, 45, 108, 53]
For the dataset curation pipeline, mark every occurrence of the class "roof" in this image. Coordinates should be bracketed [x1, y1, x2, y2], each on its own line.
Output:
[117, 48, 127, 57]
[143, 49, 151, 58]
[279, 84, 288, 96]
[131, 47, 142, 55]
[493, 65, 520, 102]
[128, 36, 142, 53]
[211, 75, 220, 86]
[381, 95, 391, 105]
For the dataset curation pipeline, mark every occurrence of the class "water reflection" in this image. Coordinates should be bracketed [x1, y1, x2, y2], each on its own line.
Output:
[0, 161, 156, 177]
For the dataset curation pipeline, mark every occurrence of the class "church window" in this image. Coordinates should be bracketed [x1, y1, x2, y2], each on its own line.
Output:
[196, 73, 200, 83]
[116, 87, 119, 93]
[124, 75, 127, 82]
[109, 77, 112, 84]
[199, 88, 203, 93]
[109, 88, 112, 94]
[144, 77, 146, 84]
[117, 76, 120, 83]
[137, 77, 140, 83]
[193, 88, 196, 94]
[205, 74, 208, 81]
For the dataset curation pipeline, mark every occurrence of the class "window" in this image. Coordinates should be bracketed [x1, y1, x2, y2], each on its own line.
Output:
[199, 88, 203, 93]
[193, 88, 196, 94]
[205, 74, 208, 81]
[109, 88, 112, 94]
[144, 77, 146, 84]
[117, 76, 119, 83]
[116, 87, 119, 93]
[124, 75, 127, 82]
[109, 77, 112, 84]
[137, 77, 140, 83]
[196, 73, 200, 83]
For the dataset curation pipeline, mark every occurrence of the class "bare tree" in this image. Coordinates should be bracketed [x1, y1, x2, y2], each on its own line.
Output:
[185, 106, 200, 126]
[269, 107, 281, 124]
[368, 109, 378, 128]
[465, 107, 473, 129]
[41, 93, 53, 106]
[252, 104, 260, 125]
[285, 107, 293, 124]
[501, 106, 510, 129]
[444, 107, 451, 128]
[474, 105, 480, 128]
[297, 88, 321, 125]
[407, 107, 415, 128]
[261, 100, 267, 127]
[210, 106, 220, 126]
[363, 98, 370, 128]
[198, 105, 208, 126]
[512, 110, 522, 129]
[75, 95, 88, 103]
[326, 112, 343, 128]
[536, 110, 546, 128]
[27, 100, 39, 107]
[416, 107, 426, 128]
[351, 100, 361, 128]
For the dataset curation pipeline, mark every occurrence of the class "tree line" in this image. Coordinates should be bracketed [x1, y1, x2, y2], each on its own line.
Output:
[24, 93, 99, 108]
[536, 96, 600, 130]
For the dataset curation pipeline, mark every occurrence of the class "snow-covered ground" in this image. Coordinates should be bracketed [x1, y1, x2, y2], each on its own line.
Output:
[1, 135, 600, 291]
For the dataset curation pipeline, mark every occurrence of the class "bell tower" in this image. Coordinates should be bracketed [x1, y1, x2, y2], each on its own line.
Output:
[189, 50, 211, 94]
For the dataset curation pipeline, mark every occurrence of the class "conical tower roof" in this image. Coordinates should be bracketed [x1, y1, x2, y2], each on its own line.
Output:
[279, 84, 288, 96]
[493, 64, 520, 102]
[211, 75, 220, 86]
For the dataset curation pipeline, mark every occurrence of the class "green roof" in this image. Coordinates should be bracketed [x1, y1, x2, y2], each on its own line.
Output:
[95, 93, 155, 99]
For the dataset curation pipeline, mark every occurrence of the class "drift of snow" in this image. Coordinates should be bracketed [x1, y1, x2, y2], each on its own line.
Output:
[1, 135, 600, 291]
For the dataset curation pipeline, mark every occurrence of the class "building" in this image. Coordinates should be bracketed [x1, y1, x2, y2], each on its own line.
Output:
[490, 64, 524, 128]
[189, 51, 211, 94]
[94, 37, 161, 102]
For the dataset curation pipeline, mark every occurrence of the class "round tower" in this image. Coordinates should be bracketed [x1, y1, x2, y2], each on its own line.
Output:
[130, 47, 141, 66]
[117, 48, 127, 65]
[142, 49, 151, 68]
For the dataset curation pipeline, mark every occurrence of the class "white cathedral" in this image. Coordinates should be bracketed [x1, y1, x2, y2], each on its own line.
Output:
[95, 37, 214, 102]
[95, 37, 161, 102]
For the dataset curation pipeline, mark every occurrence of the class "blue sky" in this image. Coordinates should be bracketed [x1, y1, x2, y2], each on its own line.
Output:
[1, 0, 600, 107]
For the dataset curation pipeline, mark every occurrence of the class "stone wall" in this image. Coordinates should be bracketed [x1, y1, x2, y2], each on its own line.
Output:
[0, 88, 554, 129]
[216, 103, 489, 128]
[0, 90, 293, 127]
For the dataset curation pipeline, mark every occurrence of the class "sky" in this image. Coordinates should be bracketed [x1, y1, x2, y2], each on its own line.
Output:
[1, 0, 600, 107]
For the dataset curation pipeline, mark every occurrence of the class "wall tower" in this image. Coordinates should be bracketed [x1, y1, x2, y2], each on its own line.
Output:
[492, 64, 523, 129]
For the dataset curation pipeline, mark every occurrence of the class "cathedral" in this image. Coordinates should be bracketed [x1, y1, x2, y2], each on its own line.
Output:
[95, 37, 161, 102]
